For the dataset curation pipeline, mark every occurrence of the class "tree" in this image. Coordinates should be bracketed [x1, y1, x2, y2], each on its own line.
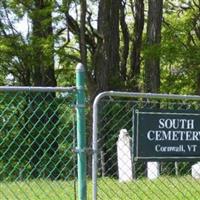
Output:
[31, 0, 56, 87]
[160, 0, 200, 95]
[93, 0, 120, 93]
[80, 0, 87, 67]
[130, 0, 144, 91]
[144, 0, 163, 93]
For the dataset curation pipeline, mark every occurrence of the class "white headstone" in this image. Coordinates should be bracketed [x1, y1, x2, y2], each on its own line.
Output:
[192, 162, 200, 179]
[147, 162, 160, 180]
[117, 129, 133, 182]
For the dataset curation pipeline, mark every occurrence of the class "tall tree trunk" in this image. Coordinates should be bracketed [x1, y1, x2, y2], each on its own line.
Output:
[144, 0, 163, 93]
[130, 0, 144, 91]
[119, 0, 130, 83]
[94, 0, 120, 93]
[80, 0, 87, 67]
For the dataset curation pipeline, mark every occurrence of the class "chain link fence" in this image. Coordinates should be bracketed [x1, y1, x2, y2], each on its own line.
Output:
[92, 92, 200, 200]
[0, 87, 78, 200]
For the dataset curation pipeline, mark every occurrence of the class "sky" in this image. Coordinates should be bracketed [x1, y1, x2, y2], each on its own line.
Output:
[14, 14, 29, 37]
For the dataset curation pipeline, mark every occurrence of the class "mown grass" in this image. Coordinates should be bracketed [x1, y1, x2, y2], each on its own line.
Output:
[0, 179, 76, 200]
[96, 176, 200, 200]
[1, 176, 200, 200]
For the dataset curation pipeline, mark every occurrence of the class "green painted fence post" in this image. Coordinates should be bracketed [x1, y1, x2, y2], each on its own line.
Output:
[76, 63, 87, 200]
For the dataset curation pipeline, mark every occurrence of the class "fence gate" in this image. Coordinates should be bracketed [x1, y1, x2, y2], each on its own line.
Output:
[92, 91, 200, 200]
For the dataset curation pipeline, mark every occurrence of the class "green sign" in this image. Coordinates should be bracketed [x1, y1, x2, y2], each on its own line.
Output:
[133, 109, 200, 160]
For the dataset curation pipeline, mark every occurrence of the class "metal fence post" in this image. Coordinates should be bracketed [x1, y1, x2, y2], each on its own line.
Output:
[76, 63, 87, 200]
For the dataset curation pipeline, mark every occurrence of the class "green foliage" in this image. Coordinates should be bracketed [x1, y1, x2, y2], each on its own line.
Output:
[0, 0, 199, 92]
[160, 1, 200, 94]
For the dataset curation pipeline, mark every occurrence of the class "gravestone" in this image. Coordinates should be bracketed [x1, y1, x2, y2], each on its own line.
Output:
[117, 129, 133, 182]
[147, 162, 160, 180]
[192, 162, 200, 179]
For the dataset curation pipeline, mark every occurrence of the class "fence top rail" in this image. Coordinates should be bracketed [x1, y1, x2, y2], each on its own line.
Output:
[0, 86, 76, 92]
[94, 91, 200, 103]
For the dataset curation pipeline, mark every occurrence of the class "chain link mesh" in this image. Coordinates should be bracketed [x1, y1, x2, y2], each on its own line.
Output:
[95, 95, 200, 200]
[0, 89, 77, 200]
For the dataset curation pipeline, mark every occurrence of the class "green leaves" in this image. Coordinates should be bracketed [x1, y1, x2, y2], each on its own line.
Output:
[160, 1, 200, 94]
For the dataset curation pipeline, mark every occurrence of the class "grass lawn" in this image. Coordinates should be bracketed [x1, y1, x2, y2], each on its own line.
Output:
[0, 179, 76, 200]
[1, 176, 200, 200]
[96, 176, 200, 200]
